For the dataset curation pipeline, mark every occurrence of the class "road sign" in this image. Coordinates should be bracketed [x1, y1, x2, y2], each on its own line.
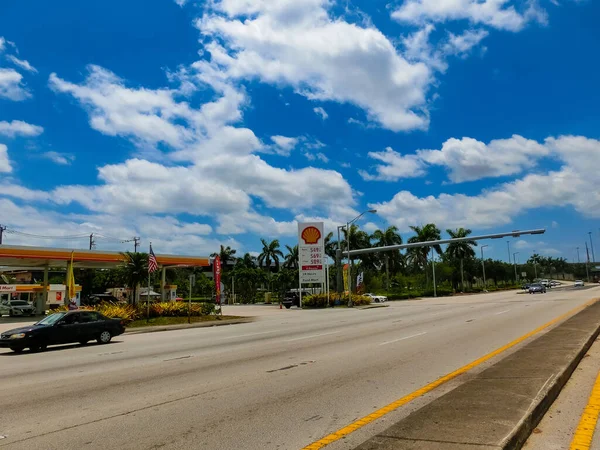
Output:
[521, 272, 527, 277]
[298, 222, 325, 284]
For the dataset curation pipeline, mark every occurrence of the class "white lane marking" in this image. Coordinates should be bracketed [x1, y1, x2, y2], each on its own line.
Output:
[285, 331, 341, 342]
[379, 332, 427, 346]
[224, 330, 279, 339]
[494, 309, 511, 315]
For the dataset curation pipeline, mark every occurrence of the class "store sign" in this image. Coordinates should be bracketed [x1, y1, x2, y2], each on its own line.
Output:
[298, 222, 325, 284]
[0, 285, 16, 292]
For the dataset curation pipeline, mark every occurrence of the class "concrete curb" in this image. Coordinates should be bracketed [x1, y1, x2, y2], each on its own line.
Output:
[124, 317, 255, 335]
[354, 298, 600, 450]
[357, 304, 389, 310]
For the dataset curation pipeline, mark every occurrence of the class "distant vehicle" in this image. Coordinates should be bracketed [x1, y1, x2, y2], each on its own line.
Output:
[529, 284, 547, 294]
[0, 300, 35, 317]
[282, 291, 301, 309]
[0, 311, 125, 353]
[86, 294, 120, 305]
[539, 280, 550, 287]
[574, 280, 584, 287]
[364, 293, 388, 303]
[550, 281, 561, 287]
[521, 283, 530, 290]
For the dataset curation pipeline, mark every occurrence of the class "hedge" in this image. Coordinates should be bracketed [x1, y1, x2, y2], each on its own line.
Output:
[302, 293, 372, 308]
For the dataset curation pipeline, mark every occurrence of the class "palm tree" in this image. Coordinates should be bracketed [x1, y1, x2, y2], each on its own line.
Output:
[372, 226, 403, 290]
[407, 224, 442, 271]
[284, 245, 299, 270]
[211, 245, 237, 271]
[258, 238, 284, 271]
[446, 228, 477, 291]
[121, 251, 148, 305]
[324, 232, 337, 261]
[235, 253, 256, 269]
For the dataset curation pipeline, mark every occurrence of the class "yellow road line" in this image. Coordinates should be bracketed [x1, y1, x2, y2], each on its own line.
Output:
[303, 297, 599, 450]
[570, 370, 600, 449]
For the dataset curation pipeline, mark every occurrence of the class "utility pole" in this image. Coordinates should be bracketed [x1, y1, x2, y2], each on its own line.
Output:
[589, 232, 596, 263]
[585, 242, 591, 282]
[432, 248, 437, 298]
[134, 237, 141, 253]
[513, 252, 519, 282]
[577, 247, 581, 263]
[89, 233, 96, 250]
[481, 245, 488, 288]
[0, 225, 6, 245]
[533, 251, 538, 279]
[336, 225, 345, 294]
[506, 241, 511, 264]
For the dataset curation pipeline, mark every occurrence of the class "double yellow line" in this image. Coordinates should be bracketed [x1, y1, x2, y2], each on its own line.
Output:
[303, 297, 599, 450]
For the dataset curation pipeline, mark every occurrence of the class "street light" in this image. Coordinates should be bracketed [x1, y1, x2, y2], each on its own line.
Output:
[576, 247, 581, 264]
[589, 232, 596, 263]
[345, 209, 377, 306]
[336, 225, 346, 294]
[532, 250, 538, 279]
[513, 252, 520, 282]
[481, 245, 488, 288]
[506, 241, 511, 264]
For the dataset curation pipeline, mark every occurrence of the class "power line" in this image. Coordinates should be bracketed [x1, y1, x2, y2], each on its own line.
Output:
[4, 229, 90, 240]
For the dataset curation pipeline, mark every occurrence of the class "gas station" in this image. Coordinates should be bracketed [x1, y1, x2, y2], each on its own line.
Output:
[0, 245, 210, 314]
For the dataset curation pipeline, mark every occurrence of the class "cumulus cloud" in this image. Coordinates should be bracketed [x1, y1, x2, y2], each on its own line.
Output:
[7, 55, 37, 73]
[313, 107, 328, 120]
[270, 135, 299, 155]
[41, 151, 74, 165]
[0, 144, 12, 173]
[443, 29, 489, 57]
[370, 135, 600, 231]
[418, 135, 549, 182]
[0, 120, 43, 138]
[392, 0, 545, 32]
[0, 68, 31, 100]
[197, 0, 432, 131]
[360, 147, 428, 181]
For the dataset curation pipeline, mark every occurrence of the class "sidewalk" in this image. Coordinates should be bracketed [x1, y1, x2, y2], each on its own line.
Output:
[354, 299, 600, 450]
[525, 336, 600, 450]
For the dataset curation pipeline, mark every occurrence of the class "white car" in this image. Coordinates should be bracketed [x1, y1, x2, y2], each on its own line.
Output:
[365, 293, 388, 303]
[0, 300, 35, 317]
[574, 280, 584, 287]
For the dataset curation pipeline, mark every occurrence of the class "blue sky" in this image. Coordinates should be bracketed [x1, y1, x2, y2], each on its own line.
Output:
[0, 0, 598, 262]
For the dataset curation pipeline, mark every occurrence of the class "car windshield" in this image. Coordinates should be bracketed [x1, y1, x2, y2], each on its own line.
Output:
[10, 301, 28, 306]
[35, 312, 67, 326]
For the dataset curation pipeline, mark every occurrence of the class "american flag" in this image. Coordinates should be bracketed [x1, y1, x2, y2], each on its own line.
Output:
[148, 245, 158, 273]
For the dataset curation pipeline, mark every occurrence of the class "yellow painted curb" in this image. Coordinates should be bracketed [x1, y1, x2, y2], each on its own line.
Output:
[570, 370, 600, 449]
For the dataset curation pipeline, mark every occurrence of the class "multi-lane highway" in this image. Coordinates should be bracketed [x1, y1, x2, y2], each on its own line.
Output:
[0, 287, 598, 450]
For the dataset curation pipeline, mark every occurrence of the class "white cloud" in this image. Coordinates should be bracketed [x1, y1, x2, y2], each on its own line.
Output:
[418, 135, 549, 183]
[0, 68, 31, 100]
[304, 152, 329, 163]
[41, 151, 74, 165]
[197, 0, 432, 131]
[443, 29, 489, 57]
[0, 37, 5, 53]
[7, 55, 37, 73]
[551, 220, 559, 229]
[313, 106, 328, 120]
[0, 144, 12, 173]
[49, 65, 246, 150]
[0, 120, 43, 138]
[174, 0, 188, 6]
[359, 147, 428, 181]
[392, 0, 544, 32]
[370, 135, 600, 231]
[270, 135, 299, 155]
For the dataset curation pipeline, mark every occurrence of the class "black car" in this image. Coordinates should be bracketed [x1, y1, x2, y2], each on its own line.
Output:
[0, 311, 125, 353]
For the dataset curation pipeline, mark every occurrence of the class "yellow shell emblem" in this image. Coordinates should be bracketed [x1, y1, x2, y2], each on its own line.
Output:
[301, 226, 322, 245]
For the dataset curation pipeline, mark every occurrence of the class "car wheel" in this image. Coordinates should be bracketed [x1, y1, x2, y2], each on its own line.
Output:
[10, 346, 24, 353]
[97, 330, 112, 344]
[285, 304, 291, 309]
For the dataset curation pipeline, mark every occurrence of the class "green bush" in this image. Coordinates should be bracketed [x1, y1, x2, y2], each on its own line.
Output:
[302, 293, 372, 308]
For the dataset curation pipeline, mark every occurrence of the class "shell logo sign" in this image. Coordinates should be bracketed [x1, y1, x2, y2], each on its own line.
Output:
[301, 226, 322, 245]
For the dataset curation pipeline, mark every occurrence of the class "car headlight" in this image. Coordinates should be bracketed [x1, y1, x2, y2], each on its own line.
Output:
[9, 333, 26, 339]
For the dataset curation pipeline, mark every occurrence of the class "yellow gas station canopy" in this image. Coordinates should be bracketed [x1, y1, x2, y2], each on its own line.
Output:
[0, 245, 210, 270]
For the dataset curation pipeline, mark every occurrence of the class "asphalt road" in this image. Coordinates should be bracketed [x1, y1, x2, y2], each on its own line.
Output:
[0, 287, 598, 450]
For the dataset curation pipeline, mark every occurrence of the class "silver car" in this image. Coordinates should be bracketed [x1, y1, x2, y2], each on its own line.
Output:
[0, 300, 35, 317]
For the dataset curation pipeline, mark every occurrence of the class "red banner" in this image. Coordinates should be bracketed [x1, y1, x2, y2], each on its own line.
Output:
[214, 255, 222, 304]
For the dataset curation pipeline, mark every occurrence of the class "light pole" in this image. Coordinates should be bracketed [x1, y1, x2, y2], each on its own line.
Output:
[577, 247, 581, 263]
[481, 245, 488, 288]
[589, 232, 596, 263]
[513, 252, 519, 282]
[431, 248, 437, 298]
[336, 225, 345, 293]
[506, 241, 511, 264]
[532, 251, 538, 279]
[345, 209, 377, 307]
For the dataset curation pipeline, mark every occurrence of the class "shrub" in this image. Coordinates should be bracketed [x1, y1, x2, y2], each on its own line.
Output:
[97, 303, 138, 323]
[302, 293, 372, 308]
